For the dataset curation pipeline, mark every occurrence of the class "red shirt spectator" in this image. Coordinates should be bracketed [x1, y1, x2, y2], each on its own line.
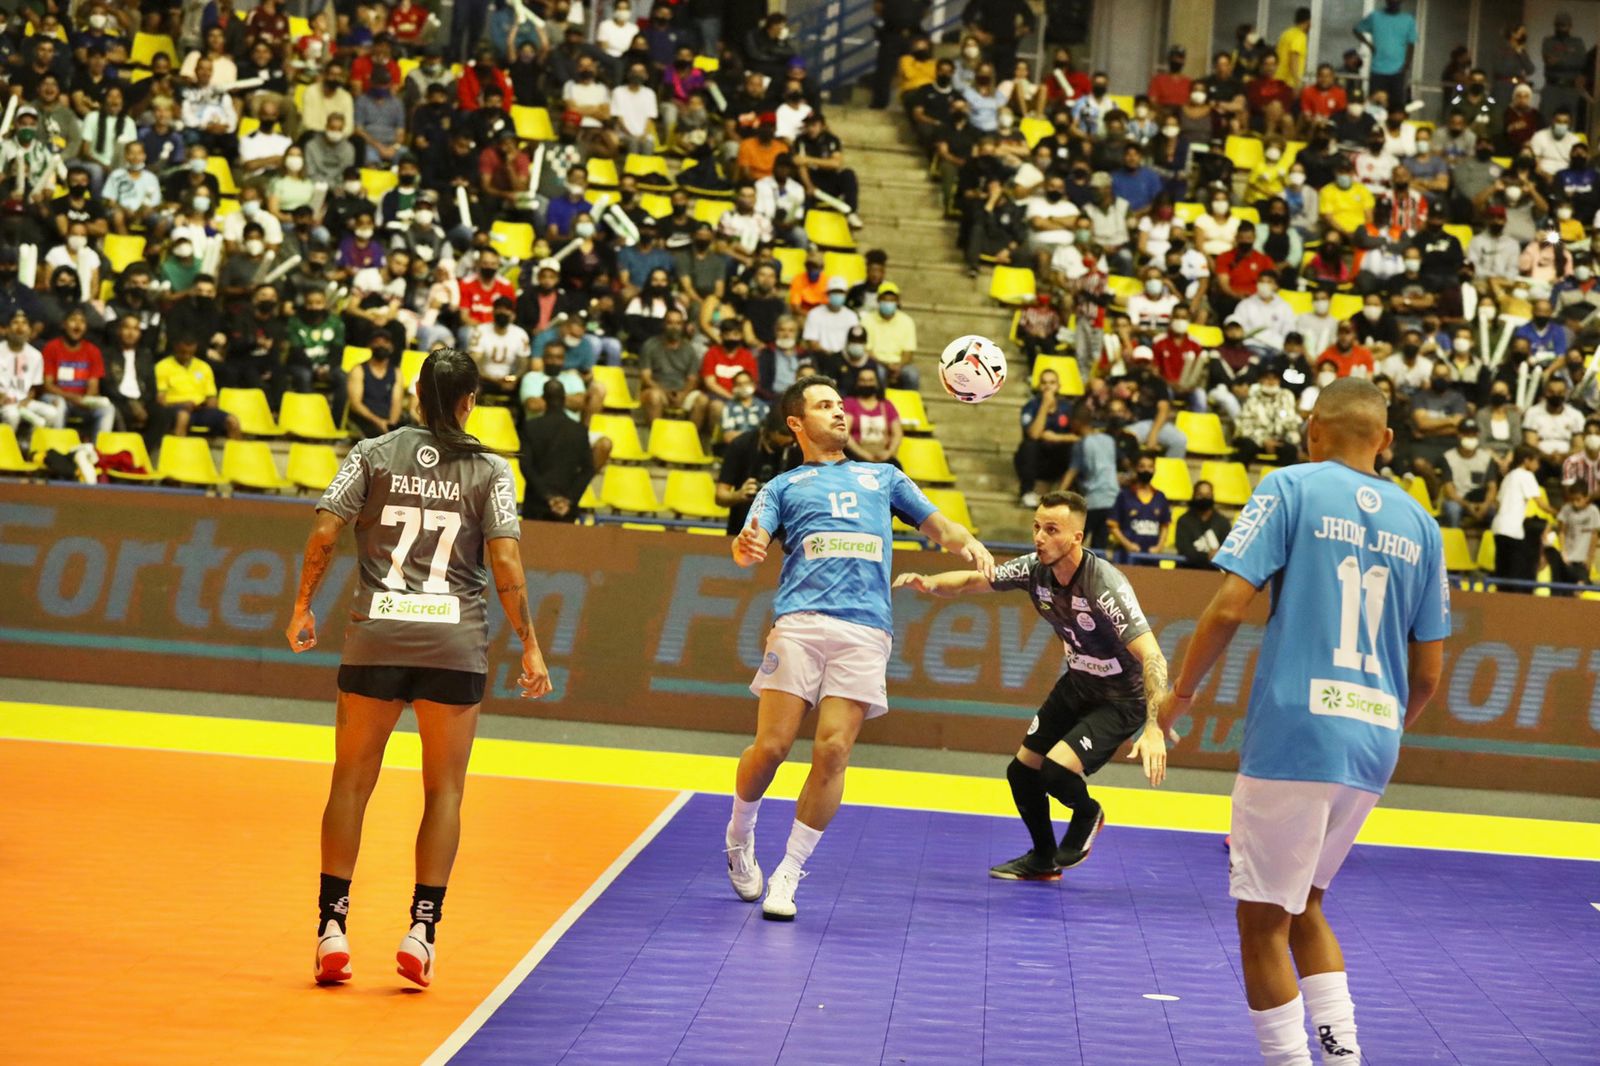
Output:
[350, 53, 403, 95]
[1042, 68, 1092, 108]
[388, 0, 429, 45]
[1151, 331, 1202, 386]
[1319, 342, 1375, 378]
[1299, 82, 1346, 121]
[458, 64, 515, 112]
[1502, 103, 1544, 151]
[1214, 246, 1276, 294]
[699, 344, 758, 395]
[1147, 71, 1192, 109]
[1247, 77, 1294, 116]
[42, 335, 105, 396]
[247, 2, 290, 48]
[458, 273, 517, 324]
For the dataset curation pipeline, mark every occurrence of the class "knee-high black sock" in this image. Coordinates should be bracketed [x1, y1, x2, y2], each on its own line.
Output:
[1006, 758, 1056, 858]
[411, 884, 447, 943]
[1038, 759, 1100, 851]
[319, 873, 351, 933]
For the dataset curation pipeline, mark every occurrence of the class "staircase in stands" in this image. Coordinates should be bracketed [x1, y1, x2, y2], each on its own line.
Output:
[828, 105, 1034, 543]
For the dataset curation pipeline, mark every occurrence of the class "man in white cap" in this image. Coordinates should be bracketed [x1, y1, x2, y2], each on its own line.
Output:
[801, 276, 860, 357]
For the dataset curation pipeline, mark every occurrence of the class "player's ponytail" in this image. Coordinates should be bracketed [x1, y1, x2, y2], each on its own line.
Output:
[416, 347, 492, 457]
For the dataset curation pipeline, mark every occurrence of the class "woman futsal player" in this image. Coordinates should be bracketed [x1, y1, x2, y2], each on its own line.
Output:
[285, 348, 552, 989]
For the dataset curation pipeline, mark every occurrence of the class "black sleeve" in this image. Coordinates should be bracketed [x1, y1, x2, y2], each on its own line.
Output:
[718, 432, 753, 487]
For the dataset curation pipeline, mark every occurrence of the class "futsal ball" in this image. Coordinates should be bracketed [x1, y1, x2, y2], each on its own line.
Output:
[938, 334, 1008, 403]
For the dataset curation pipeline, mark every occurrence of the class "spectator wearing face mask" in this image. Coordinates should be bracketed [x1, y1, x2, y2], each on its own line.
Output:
[1107, 454, 1172, 562]
[1563, 418, 1600, 496]
[285, 288, 347, 415]
[1320, 320, 1375, 379]
[1513, 298, 1571, 362]
[1174, 481, 1233, 569]
[1525, 382, 1587, 468]
[1226, 271, 1294, 358]
[1409, 363, 1471, 475]
[699, 316, 758, 440]
[1231, 366, 1301, 466]
[1014, 368, 1075, 507]
[718, 369, 771, 447]
[1380, 330, 1435, 395]
[841, 365, 901, 465]
[802, 276, 860, 356]
[860, 282, 919, 390]
[1319, 161, 1375, 236]
[1439, 428, 1499, 529]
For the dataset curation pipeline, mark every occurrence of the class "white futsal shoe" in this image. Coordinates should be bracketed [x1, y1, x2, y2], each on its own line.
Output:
[314, 920, 351, 985]
[726, 831, 764, 902]
[396, 923, 435, 988]
[761, 867, 804, 921]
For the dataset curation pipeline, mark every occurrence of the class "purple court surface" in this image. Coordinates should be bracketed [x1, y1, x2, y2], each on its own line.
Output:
[453, 795, 1600, 1065]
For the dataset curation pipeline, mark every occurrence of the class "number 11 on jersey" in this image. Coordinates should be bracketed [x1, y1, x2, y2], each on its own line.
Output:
[1333, 557, 1389, 676]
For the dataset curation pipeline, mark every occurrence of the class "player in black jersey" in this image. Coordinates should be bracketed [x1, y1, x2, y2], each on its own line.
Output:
[286, 349, 552, 988]
[896, 492, 1175, 880]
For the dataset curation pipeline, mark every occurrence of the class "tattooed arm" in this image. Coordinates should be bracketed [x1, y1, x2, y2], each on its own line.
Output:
[284, 509, 347, 652]
[488, 536, 552, 699]
[1125, 630, 1174, 787]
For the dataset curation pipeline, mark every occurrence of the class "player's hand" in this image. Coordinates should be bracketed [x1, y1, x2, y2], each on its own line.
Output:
[518, 643, 553, 699]
[734, 521, 768, 565]
[1128, 720, 1170, 787]
[959, 538, 995, 582]
[285, 605, 317, 653]
[893, 572, 931, 593]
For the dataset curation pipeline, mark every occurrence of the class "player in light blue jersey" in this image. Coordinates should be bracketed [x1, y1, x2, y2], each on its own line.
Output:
[1158, 379, 1449, 1066]
[726, 374, 994, 920]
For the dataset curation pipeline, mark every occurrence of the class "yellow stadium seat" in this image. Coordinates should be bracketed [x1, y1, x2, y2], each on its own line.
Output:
[578, 482, 600, 510]
[464, 405, 520, 453]
[687, 525, 726, 535]
[490, 220, 535, 261]
[897, 437, 955, 483]
[287, 15, 311, 38]
[400, 349, 429, 389]
[585, 157, 620, 188]
[156, 435, 223, 486]
[923, 488, 976, 535]
[397, 57, 419, 81]
[340, 345, 372, 373]
[1399, 474, 1438, 516]
[509, 460, 526, 506]
[1105, 274, 1143, 300]
[93, 432, 161, 481]
[1199, 460, 1252, 506]
[639, 193, 674, 219]
[1476, 530, 1496, 573]
[1282, 141, 1305, 167]
[600, 465, 660, 512]
[624, 154, 674, 184]
[664, 470, 728, 518]
[590, 413, 647, 460]
[511, 105, 555, 141]
[103, 233, 146, 275]
[1152, 456, 1193, 502]
[1441, 526, 1475, 572]
[823, 252, 866, 288]
[591, 365, 639, 410]
[29, 427, 81, 458]
[1443, 224, 1473, 251]
[1232, 205, 1260, 225]
[215, 389, 274, 440]
[693, 198, 732, 226]
[1329, 293, 1364, 321]
[286, 443, 340, 491]
[1280, 289, 1313, 315]
[237, 115, 260, 138]
[1225, 135, 1264, 171]
[1173, 201, 1205, 223]
[278, 392, 347, 441]
[205, 156, 238, 196]
[1108, 94, 1135, 116]
[1176, 411, 1232, 456]
[222, 440, 292, 491]
[773, 246, 808, 283]
[622, 522, 667, 532]
[990, 265, 1037, 305]
[214, 197, 240, 217]
[1186, 324, 1224, 348]
[885, 388, 932, 432]
[1019, 116, 1052, 148]
[805, 210, 856, 250]
[648, 418, 711, 465]
[693, 54, 720, 73]
[1029, 354, 1085, 395]
[360, 167, 399, 201]
[0, 425, 42, 474]
[293, 84, 307, 111]
[130, 32, 177, 67]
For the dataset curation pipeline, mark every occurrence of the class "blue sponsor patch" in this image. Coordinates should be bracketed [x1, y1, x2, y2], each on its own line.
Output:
[760, 651, 780, 675]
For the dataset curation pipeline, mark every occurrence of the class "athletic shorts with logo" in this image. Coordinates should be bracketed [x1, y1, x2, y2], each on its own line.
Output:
[1228, 774, 1381, 915]
[1019, 670, 1145, 774]
[749, 611, 892, 719]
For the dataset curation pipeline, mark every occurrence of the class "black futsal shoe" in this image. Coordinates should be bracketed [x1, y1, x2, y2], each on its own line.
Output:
[988, 851, 1062, 881]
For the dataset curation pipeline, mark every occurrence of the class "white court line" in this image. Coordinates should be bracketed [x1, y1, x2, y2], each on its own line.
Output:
[423, 789, 694, 1066]
[1593, 903, 1600, 914]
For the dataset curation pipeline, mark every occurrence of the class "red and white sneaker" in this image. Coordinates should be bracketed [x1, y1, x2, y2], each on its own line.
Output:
[396, 923, 435, 988]
[315, 920, 351, 985]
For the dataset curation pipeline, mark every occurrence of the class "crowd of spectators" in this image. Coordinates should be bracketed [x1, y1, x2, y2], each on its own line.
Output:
[885, 3, 1599, 587]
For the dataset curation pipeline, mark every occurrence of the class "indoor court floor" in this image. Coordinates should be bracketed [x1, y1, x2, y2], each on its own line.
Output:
[4, 698, 1598, 1065]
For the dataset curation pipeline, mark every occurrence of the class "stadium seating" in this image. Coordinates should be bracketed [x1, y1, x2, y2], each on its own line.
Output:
[510, 460, 526, 506]
[278, 393, 347, 441]
[220, 389, 284, 438]
[511, 105, 555, 141]
[1152, 457, 1193, 502]
[692, 199, 732, 226]
[923, 488, 976, 535]
[130, 32, 177, 67]
[897, 437, 955, 483]
[360, 167, 399, 200]
[340, 345, 372, 373]
[1019, 116, 1051, 147]
[205, 156, 238, 196]
[624, 154, 674, 186]
[1199, 461, 1253, 506]
[664, 470, 728, 518]
[886, 388, 932, 432]
[804, 211, 855, 251]
[1176, 411, 1232, 456]
[590, 413, 647, 460]
[93, 432, 162, 481]
[1475, 531, 1496, 573]
[773, 246, 808, 283]
[989, 266, 1037, 306]
[648, 418, 711, 465]
[1225, 135, 1264, 171]
[1029, 354, 1086, 395]
[490, 221, 536, 261]
[103, 234, 146, 275]
[29, 428, 82, 459]
[156, 436, 224, 487]
[221, 440, 293, 491]
[585, 158, 621, 187]
[824, 252, 867, 288]
[400, 350, 429, 389]
[600, 464, 660, 512]
[465, 405, 520, 453]
[0, 425, 41, 474]
[592, 365, 639, 410]
[286, 443, 340, 491]
[1400, 475, 1439, 516]
[1441, 526, 1476, 571]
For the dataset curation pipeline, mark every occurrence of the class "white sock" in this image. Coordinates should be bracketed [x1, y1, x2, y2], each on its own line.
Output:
[1301, 971, 1359, 1063]
[773, 819, 823, 879]
[1249, 994, 1313, 1066]
[727, 796, 761, 844]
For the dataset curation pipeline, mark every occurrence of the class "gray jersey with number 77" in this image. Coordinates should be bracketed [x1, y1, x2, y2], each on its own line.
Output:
[317, 425, 521, 674]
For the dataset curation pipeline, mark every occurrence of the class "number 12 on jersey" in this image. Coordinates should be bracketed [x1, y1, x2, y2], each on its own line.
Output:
[828, 491, 859, 519]
[381, 505, 462, 594]
[1333, 557, 1389, 676]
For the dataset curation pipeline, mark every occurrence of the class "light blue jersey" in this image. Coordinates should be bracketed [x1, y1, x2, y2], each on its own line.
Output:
[1212, 462, 1451, 794]
[749, 460, 939, 634]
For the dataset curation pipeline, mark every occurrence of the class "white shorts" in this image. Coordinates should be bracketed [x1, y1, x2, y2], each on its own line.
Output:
[749, 612, 892, 719]
[1228, 774, 1381, 915]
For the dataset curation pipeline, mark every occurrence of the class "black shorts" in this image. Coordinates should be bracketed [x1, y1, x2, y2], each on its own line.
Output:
[1019, 672, 1145, 775]
[337, 665, 487, 706]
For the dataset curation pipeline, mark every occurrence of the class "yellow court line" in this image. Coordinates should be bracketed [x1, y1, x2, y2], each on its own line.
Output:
[3, 700, 1597, 862]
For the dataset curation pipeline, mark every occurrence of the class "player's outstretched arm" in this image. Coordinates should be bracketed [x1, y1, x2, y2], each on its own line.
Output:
[284, 509, 347, 652]
[1405, 639, 1444, 729]
[892, 570, 994, 597]
[1125, 630, 1176, 787]
[733, 520, 771, 567]
[488, 536, 553, 700]
[917, 512, 996, 582]
[1160, 572, 1261, 731]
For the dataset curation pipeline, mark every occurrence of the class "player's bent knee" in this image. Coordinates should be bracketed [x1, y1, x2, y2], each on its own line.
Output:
[753, 735, 793, 767]
[1237, 900, 1293, 940]
[810, 733, 854, 775]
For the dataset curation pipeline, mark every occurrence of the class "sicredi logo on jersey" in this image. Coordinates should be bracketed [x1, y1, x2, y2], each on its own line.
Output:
[371, 591, 461, 624]
[802, 533, 884, 561]
[1309, 678, 1398, 730]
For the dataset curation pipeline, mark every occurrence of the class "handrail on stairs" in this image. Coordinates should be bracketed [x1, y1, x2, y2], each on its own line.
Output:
[787, 0, 966, 96]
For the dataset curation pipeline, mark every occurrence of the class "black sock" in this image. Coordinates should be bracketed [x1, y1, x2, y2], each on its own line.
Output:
[319, 873, 351, 933]
[1006, 758, 1056, 859]
[1038, 759, 1099, 851]
[411, 883, 447, 943]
